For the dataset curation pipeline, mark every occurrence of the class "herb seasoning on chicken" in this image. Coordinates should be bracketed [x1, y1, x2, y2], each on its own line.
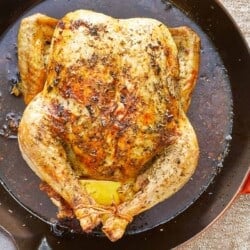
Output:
[17, 10, 200, 241]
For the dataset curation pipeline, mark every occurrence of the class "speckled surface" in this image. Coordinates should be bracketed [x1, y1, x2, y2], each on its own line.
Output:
[175, 0, 250, 249]
[220, 0, 250, 45]
[176, 195, 250, 249]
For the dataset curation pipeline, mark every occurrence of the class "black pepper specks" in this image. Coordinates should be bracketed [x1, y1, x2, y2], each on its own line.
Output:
[86, 105, 94, 118]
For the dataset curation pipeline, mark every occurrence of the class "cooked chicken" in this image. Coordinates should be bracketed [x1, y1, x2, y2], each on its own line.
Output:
[18, 14, 57, 104]
[17, 10, 200, 241]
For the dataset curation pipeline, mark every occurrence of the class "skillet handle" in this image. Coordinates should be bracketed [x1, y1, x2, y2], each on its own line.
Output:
[240, 172, 250, 194]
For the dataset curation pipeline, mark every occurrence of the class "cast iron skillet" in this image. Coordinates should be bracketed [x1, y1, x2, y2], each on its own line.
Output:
[0, 0, 249, 249]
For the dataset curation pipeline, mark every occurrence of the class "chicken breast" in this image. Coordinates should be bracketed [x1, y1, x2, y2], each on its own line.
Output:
[17, 10, 200, 241]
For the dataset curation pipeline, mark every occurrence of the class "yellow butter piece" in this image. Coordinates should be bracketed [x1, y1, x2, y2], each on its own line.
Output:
[80, 179, 121, 206]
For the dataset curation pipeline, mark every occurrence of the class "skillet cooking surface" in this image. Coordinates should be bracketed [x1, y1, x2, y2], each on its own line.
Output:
[0, 0, 232, 232]
[0, 0, 249, 249]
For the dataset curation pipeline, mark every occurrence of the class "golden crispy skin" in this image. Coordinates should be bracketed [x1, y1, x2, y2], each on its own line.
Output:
[17, 18, 200, 112]
[18, 14, 57, 104]
[169, 27, 200, 112]
[18, 10, 200, 241]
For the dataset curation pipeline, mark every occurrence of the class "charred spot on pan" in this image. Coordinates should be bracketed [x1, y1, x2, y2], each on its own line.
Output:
[0, 112, 22, 138]
[8, 71, 20, 87]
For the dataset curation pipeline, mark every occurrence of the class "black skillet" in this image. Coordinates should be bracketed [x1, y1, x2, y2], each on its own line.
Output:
[0, 0, 249, 249]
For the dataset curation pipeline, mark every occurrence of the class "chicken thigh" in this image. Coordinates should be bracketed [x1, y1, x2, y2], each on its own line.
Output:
[18, 10, 200, 241]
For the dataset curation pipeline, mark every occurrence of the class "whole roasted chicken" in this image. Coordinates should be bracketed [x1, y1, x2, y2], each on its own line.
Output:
[17, 10, 200, 241]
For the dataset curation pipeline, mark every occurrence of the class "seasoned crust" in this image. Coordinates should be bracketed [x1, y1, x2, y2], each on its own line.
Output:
[18, 10, 200, 241]
[18, 14, 57, 104]
[170, 26, 201, 111]
[18, 16, 200, 111]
